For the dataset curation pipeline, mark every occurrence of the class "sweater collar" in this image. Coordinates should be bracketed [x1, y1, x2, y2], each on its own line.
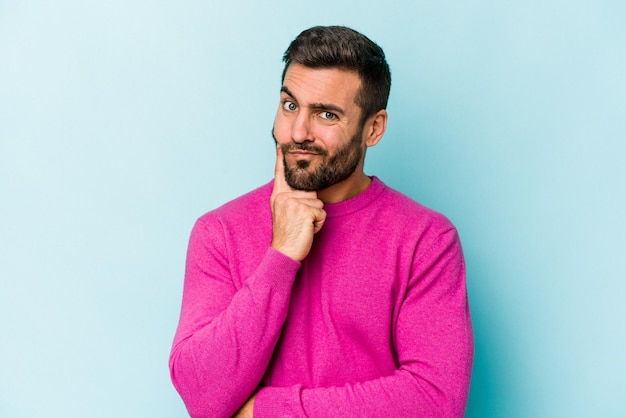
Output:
[322, 176, 385, 218]
[267, 176, 386, 218]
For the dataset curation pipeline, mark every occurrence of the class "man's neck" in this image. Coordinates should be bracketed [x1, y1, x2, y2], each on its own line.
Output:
[317, 171, 372, 204]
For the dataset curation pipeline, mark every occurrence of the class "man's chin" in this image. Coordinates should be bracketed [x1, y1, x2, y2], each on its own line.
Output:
[285, 170, 323, 192]
[285, 178, 318, 192]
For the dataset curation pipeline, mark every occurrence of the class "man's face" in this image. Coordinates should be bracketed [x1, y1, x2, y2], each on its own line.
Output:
[272, 64, 366, 191]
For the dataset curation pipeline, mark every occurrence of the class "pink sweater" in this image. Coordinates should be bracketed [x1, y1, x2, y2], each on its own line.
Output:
[170, 177, 473, 417]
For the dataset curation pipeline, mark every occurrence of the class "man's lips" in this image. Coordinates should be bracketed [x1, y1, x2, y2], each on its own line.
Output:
[288, 150, 318, 156]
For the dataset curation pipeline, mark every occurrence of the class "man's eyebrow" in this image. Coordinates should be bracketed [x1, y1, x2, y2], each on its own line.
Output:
[280, 86, 345, 116]
[280, 86, 295, 99]
[309, 102, 345, 116]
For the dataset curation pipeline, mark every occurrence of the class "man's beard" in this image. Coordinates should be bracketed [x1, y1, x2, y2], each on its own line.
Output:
[272, 127, 364, 191]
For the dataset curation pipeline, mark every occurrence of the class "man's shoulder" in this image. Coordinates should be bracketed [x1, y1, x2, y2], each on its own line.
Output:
[377, 180, 456, 233]
[197, 180, 273, 225]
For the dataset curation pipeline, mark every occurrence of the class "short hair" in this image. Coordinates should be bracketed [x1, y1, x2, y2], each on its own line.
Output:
[281, 26, 391, 125]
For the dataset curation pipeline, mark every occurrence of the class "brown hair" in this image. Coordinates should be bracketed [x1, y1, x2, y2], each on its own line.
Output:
[282, 26, 391, 125]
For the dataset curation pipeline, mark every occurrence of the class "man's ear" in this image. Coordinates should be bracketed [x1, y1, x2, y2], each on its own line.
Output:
[364, 109, 388, 147]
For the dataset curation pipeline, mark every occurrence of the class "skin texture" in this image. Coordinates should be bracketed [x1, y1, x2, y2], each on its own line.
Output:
[273, 64, 387, 204]
[234, 64, 388, 417]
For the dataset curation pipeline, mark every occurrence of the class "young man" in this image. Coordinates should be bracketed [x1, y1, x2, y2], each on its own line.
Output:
[170, 26, 473, 417]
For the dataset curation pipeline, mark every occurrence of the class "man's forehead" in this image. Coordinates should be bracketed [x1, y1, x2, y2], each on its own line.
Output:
[281, 64, 361, 107]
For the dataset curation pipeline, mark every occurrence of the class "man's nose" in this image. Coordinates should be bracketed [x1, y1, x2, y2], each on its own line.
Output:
[291, 112, 311, 144]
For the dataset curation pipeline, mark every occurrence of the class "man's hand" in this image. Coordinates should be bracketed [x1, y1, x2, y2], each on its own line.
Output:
[233, 393, 255, 418]
[270, 146, 326, 261]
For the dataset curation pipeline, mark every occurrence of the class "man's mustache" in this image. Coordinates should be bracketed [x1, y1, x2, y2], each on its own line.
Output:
[283, 143, 327, 155]
[271, 128, 328, 156]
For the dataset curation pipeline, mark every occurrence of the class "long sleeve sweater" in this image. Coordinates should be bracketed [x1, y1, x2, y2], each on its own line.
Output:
[169, 177, 473, 417]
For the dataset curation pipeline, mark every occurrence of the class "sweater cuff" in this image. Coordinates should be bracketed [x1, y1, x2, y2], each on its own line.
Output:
[254, 385, 305, 418]
[251, 247, 301, 290]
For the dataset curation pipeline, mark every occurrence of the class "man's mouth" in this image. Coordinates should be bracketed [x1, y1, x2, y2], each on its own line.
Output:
[285, 144, 326, 156]
[289, 150, 317, 156]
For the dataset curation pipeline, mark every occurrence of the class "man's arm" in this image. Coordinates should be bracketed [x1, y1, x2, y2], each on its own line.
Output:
[252, 228, 473, 417]
[169, 219, 299, 417]
[169, 147, 327, 417]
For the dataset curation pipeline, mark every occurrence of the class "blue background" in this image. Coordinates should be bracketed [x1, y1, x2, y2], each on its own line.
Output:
[1, 1, 624, 417]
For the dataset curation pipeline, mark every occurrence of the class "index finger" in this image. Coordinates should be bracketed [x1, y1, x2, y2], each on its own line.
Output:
[273, 145, 293, 195]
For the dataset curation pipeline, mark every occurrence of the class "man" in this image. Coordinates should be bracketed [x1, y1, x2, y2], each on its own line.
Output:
[170, 26, 473, 417]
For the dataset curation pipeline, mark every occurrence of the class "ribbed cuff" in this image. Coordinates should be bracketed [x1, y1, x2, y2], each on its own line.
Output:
[251, 247, 301, 291]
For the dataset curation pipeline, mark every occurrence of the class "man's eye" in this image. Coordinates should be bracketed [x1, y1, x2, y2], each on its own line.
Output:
[320, 111, 337, 120]
[283, 101, 297, 111]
